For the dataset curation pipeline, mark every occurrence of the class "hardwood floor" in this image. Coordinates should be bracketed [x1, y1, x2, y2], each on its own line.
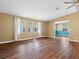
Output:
[0, 37, 79, 59]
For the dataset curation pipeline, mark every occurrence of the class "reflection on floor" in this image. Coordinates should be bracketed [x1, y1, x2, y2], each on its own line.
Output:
[0, 37, 79, 59]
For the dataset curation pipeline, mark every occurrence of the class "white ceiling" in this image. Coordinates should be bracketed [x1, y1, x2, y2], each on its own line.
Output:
[0, 0, 77, 21]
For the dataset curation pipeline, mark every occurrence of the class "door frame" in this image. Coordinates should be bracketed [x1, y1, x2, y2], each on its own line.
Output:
[54, 20, 69, 38]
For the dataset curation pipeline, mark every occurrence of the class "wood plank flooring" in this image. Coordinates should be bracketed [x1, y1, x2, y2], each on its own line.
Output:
[0, 37, 79, 59]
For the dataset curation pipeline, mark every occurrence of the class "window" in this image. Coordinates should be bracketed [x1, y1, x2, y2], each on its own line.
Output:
[34, 27, 38, 32]
[28, 21, 33, 32]
[28, 21, 39, 32]
[33, 22, 38, 32]
[20, 20, 26, 33]
[20, 19, 41, 33]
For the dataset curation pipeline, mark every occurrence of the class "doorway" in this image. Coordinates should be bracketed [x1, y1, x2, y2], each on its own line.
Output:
[54, 20, 69, 38]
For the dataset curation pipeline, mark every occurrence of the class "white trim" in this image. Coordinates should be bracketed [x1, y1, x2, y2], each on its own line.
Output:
[0, 37, 79, 44]
[51, 37, 79, 43]
[0, 40, 15, 44]
[18, 38, 31, 41]
[19, 36, 45, 41]
[69, 40, 79, 43]
[46, 36, 54, 38]
[54, 23, 56, 38]
[38, 36, 45, 38]
[55, 20, 69, 24]
[0, 36, 46, 44]
[54, 20, 69, 38]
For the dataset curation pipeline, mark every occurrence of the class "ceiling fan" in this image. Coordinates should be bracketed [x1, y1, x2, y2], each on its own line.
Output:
[64, 0, 79, 9]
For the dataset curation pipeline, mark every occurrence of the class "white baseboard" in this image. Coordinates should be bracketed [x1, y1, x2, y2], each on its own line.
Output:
[47, 36, 79, 43]
[69, 40, 79, 43]
[18, 38, 32, 41]
[0, 37, 79, 44]
[19, 36, 45, 41]
[0, 40, 15, 44]
[0, 36, 46, 44]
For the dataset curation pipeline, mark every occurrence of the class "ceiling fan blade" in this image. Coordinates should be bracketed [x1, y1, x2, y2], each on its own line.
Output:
[75, 0, 79, 2]
[64, 2, 77, 3]
[66, 5, 75, 9]
[77, 0, 79, 2]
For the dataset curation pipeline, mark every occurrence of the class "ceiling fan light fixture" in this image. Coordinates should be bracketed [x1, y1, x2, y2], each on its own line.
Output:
[64, 0, 79, 9]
